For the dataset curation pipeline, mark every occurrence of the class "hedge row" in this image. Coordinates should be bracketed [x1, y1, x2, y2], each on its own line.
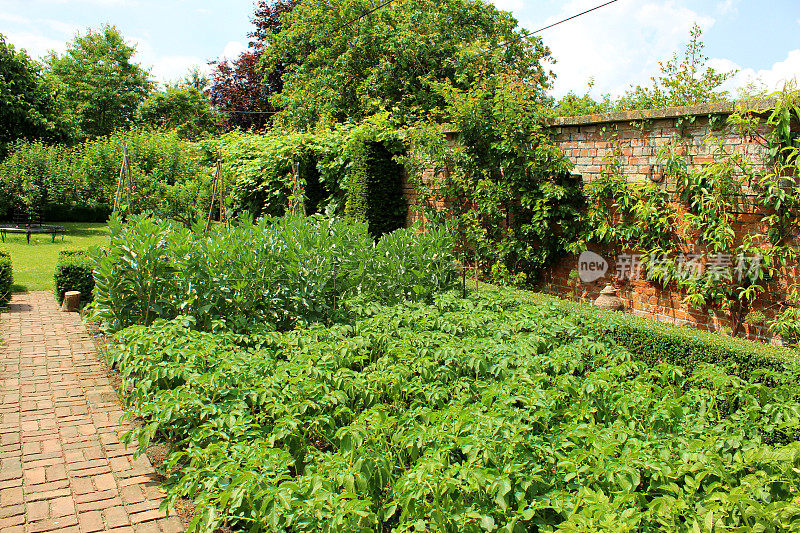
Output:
[54, 250, 95, 305]
[482, 285, 799, 382]
[0, 249, 11, 306]
[344, 141, 407, 238]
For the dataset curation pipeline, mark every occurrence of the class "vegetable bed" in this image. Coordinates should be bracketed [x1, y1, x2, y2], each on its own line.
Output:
[111, 291, 800, 532]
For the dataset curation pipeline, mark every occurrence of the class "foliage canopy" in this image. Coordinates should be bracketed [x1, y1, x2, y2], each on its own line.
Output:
[46, 25, 154, 138]
[263, 0, 553, 127]
[0, 34, 77, 158]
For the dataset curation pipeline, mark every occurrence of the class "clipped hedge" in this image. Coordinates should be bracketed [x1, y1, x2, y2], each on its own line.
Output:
[481, 284, 799, 382]
[54, 250, 95, 305]
[345, 141, 407, 238]
[604, 312, 796, 381]
[0, 250, 11, 306]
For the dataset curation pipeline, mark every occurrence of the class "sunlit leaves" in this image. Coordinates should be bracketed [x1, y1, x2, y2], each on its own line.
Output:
[112, 291, 800, 532]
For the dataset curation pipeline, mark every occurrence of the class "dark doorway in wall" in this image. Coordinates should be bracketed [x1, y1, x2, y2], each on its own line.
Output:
[299, 154, 327, 216]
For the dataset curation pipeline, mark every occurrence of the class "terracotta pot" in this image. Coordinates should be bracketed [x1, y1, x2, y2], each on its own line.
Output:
[594, 284, 624, 311]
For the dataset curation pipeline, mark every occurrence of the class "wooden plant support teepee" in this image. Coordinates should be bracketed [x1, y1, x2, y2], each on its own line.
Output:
[113, 142, 133, 215]
[289, 157, 306, 216]
[204, 157, 227, 233]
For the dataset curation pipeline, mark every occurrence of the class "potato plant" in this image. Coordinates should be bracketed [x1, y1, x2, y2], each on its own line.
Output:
[110, 292, 800, 532]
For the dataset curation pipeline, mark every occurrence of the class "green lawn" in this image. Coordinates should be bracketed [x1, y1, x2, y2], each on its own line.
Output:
[1, 222, 109, 292]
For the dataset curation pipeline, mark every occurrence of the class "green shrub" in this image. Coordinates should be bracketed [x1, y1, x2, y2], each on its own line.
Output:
[605, 313, 796, 381]
[0, 254, 11, 305]
[54, 250, 95, 304]
[0, 129, 212, 225]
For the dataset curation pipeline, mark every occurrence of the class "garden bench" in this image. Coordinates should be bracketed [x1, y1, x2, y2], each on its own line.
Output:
[0, 224, 65, 243]
[0, 207, 65, 243]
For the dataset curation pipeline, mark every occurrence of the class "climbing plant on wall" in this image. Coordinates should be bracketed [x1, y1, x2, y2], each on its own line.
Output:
[578, 89, 800, 340]
[209, 114, 407, 232]
[409, 72, 581, 285]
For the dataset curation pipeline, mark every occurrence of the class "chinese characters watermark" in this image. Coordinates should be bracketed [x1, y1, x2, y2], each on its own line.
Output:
[579, 251, 763, 283]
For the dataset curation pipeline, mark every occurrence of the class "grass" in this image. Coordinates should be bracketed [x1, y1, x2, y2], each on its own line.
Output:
[0, 222, 109, 292]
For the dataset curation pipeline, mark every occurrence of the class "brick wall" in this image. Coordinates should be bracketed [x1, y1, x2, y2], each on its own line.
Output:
[549, 101, 775, 183]
[544, 100, 795, 344]
[404, 100, 799, 344]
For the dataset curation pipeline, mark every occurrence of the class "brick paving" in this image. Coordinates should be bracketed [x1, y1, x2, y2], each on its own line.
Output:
[0, 292, 183, 533]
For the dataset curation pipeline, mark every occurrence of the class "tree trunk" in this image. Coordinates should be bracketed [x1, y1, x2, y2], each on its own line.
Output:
[61, 291, 81, 313]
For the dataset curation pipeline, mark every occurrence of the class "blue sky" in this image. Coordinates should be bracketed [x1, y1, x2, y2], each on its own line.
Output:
[1, 0, 798, 99]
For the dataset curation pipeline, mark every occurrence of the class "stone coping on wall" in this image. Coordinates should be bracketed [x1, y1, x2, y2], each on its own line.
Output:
[437, 99, 776, 134]
[548, 98, 776, 127]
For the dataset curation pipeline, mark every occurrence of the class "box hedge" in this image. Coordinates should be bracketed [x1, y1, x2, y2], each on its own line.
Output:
[0, 250, 11, 306]
[54, 250, 95, 305]
[482, 284, 799, 382]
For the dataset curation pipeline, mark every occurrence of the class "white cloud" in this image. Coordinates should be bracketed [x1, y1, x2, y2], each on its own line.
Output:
[4, 31, 66, 57]
[42, 19, 81, 36]
[151, 55, 213, 84]
[713, 49, 800, 95]
[491, 0, 524, 12]
[716, 0, 737, 15]
[219, 41, 247, 63]
[531, 0, 714, 98]
[0, 12, 31, 25]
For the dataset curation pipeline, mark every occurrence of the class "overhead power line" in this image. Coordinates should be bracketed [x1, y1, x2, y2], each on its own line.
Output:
[333, 0, 398, 32]
[528, 0, 618, 35]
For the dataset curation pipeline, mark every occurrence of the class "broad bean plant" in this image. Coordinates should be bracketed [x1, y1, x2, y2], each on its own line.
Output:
[90, 214, 457, 333]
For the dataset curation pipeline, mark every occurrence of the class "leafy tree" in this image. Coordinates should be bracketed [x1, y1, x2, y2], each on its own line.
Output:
[615, 23, 736, 110]
[209, 51, 276, 131]
[46, 25, 154, 138]
[262, 0, 552, 127]
[0, 34, 77, 158]
[552, 79, 611, 117]
[250, 0, 298, 47]
[209, 0, 296, 131]
[138, 73, 217, 139]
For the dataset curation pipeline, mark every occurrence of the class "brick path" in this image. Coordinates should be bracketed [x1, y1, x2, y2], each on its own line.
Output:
[0, 292, 183, 533]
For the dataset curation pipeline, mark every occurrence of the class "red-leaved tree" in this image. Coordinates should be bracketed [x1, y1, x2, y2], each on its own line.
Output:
[209, 0, 296, 131]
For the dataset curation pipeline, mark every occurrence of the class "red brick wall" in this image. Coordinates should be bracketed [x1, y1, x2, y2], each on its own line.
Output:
[403, 101, 798, 344]
[543, 102, 794, 344]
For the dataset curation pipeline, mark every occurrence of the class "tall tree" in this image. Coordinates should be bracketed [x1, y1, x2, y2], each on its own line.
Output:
[46, 25, 154, 138]
[262, 0, 552, 127]
[616, 23, 736, 110]
[209, 0, 296, 131]
[0, 34, 77, 158]
[137, 79, 216, 139]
